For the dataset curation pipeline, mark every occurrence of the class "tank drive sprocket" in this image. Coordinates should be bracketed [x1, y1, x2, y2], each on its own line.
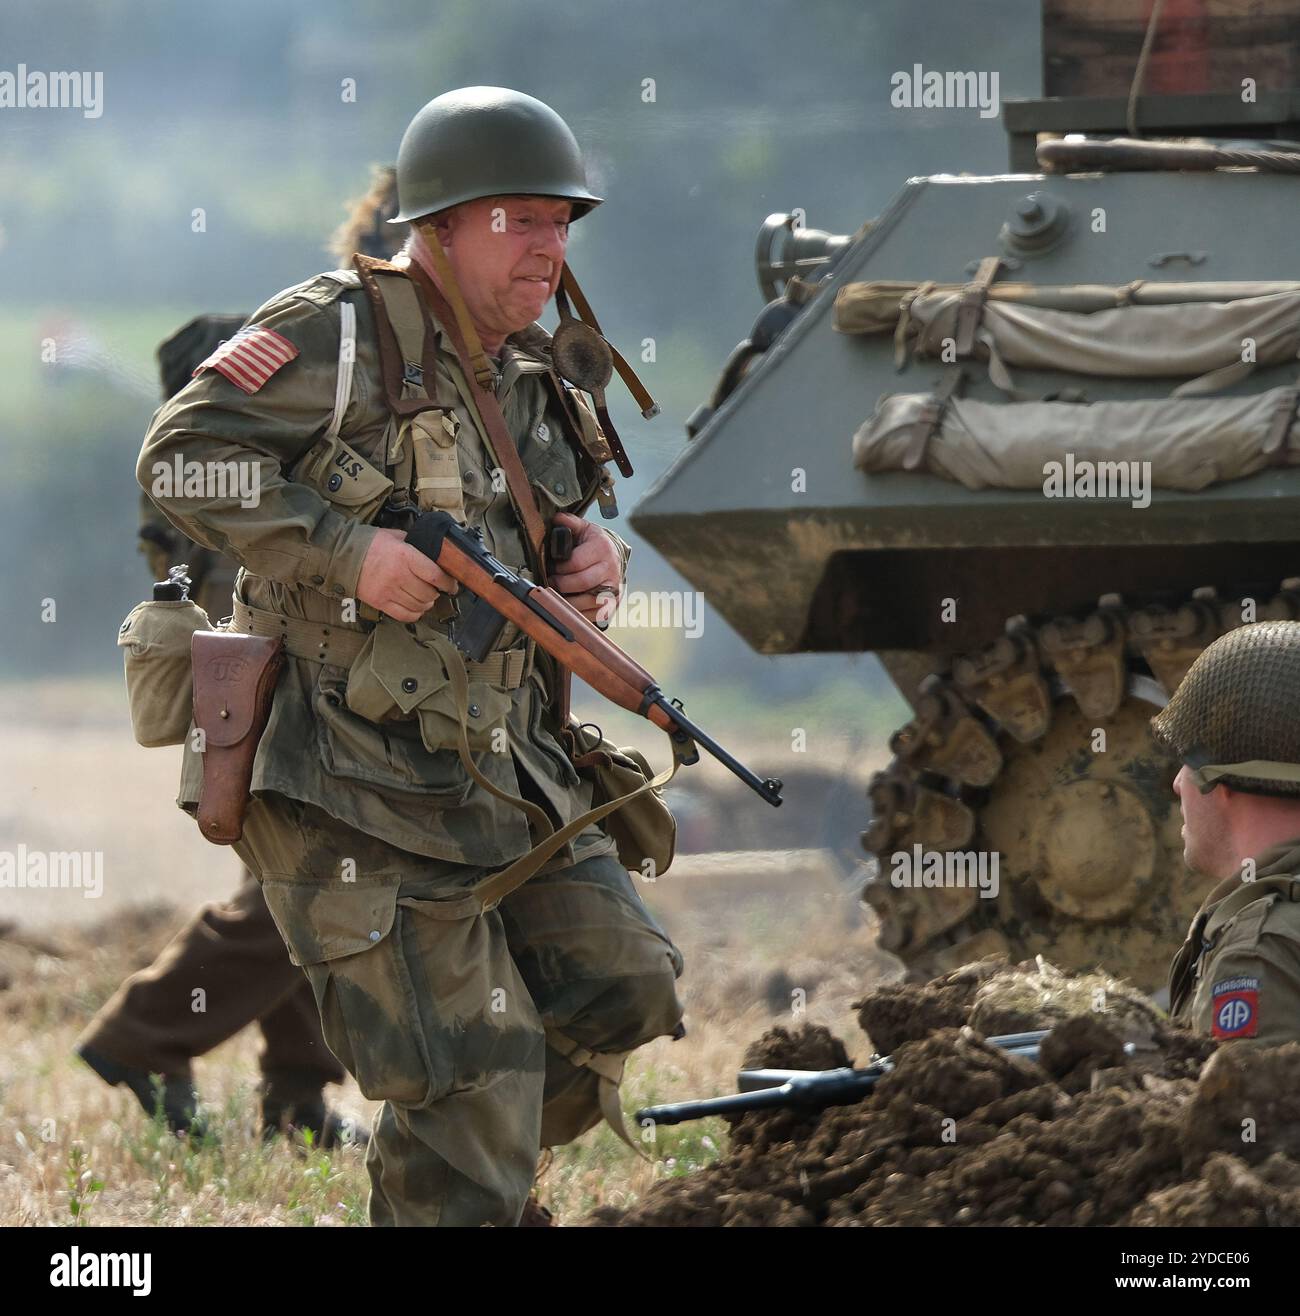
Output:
[860, 581, 1300, 991]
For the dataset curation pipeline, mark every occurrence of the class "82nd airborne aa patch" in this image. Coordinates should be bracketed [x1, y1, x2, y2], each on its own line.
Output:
[1211, 976, 1260, 1039]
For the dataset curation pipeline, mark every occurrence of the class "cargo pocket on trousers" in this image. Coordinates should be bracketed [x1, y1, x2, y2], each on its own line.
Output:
[261, 873, 438, 1107]
[499, 859, 685, 1049]
[397, 893, 547, 1099]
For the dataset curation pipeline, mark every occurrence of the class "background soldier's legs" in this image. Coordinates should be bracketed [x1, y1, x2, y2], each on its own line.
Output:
[78, 868, 342, 1095]
[256, 975, 348, 1104]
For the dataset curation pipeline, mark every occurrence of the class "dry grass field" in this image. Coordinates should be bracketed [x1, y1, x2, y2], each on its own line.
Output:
[0, 678, 896, 1225]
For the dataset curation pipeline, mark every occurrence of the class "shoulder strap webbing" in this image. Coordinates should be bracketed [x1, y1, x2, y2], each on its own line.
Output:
[352, 254, 441, 418]
[324, 301, 357, 441]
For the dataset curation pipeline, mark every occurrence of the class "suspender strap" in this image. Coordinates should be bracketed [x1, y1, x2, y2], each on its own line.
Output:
[352, 254, 441, 418]
[324, 301, 357, 441]
[542, 369, 614, 466]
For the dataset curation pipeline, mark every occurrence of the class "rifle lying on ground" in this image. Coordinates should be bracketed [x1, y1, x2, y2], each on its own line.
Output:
[636, 1030, 1076, 1126]
[403, 509, 783, 806]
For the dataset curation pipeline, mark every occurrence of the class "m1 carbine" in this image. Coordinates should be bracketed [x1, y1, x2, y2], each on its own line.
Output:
[402, 508, 783, 806]
[635, 1030, 1058, 1126]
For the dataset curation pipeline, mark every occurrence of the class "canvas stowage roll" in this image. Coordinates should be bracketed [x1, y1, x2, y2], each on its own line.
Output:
[835, 280, 1300, 396]
[851, 386, 1300, 492]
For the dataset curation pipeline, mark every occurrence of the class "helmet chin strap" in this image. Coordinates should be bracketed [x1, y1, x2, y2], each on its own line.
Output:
[411, 220, 661, 449]
[411, 220, 497, 390]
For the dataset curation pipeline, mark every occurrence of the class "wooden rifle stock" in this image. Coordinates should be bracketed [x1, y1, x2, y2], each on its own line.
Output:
[437, 534, 673, 728]
[404, 511, 783, 805]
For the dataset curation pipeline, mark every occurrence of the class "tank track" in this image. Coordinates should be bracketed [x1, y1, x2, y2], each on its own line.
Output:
[861, 579, 1300, 990]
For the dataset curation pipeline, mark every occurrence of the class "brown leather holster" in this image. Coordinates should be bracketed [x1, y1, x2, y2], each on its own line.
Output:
[191, 631, 285, 845]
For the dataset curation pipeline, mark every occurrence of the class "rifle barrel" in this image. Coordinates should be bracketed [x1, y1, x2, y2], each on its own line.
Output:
[650, 694, 783, 807]
[636, 1031, 1057, 1126]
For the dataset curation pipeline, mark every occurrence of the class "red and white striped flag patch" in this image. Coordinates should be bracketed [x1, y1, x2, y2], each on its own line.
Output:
[193, 324, 299, 393]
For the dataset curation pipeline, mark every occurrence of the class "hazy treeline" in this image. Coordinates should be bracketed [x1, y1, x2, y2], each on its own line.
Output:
[0, 0, 1037, 683]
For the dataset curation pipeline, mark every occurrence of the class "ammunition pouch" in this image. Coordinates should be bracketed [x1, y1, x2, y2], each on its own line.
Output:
[567, 722, 677, 879]
[118, 597, 215, 747]
[191, 630, 286, 844]
[343, 620, 524, 753]
[404, 407, 467, 518]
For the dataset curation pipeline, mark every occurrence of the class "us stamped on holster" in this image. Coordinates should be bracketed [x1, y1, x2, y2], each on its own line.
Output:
[192, 630, 286, 845]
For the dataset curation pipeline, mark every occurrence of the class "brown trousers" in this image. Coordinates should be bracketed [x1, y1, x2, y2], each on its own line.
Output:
[78, 869, 344, 1099]
[86, 566, 340, 1098]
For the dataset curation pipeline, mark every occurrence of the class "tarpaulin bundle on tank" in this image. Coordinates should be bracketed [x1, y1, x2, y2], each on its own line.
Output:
[834, 279, 1300, 397]
[851, 385, 1300, 492]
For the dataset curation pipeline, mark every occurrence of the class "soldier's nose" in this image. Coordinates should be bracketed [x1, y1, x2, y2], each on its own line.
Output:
[534, 229, 565, 261]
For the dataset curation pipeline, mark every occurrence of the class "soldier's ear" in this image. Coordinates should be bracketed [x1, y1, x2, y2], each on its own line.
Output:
[417, 210, 457, 249]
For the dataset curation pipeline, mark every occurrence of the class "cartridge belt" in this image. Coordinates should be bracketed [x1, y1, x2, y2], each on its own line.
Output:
[230, 598, 533, 689]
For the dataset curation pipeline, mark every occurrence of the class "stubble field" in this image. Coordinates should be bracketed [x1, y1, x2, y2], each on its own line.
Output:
[0, 678, 892, 1225]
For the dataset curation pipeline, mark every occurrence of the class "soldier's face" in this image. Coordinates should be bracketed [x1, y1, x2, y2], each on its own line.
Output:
[1173, 764, 1236, 878]
[436, 195, 572, 337]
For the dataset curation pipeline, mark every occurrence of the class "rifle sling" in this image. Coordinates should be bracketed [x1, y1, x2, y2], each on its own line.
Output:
[444, 642, 683, 911]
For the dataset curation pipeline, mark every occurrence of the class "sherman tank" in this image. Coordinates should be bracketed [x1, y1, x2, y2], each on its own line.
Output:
[631, 1, 1300, 991]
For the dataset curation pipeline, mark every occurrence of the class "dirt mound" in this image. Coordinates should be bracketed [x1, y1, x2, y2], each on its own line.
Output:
[585, 960, 1300, 1227]
[856, 955, 1165, 1052]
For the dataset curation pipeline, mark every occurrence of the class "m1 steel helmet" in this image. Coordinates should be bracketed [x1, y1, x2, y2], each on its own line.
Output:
[1151, 621, 1300, 797]
[391, 86, 602, 223]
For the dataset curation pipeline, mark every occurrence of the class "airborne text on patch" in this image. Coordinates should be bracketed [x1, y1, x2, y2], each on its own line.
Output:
[1211, 976, 1260, 1039]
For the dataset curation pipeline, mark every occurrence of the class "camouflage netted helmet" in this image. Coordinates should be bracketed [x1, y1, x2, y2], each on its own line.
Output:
[1150, 620, 1300, 797]
[391, 86, 602, 224]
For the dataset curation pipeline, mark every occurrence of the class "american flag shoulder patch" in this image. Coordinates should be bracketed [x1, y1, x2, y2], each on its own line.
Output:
[193, 324, 299, 393]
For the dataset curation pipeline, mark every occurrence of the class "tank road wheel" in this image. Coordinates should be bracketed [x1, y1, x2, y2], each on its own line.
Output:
[860, 584, 1300, 992]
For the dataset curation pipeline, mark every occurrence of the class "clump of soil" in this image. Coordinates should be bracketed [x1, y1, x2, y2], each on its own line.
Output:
[1131, 1154, 1300, 1226]
[855, 955, 1166, 1054]
[585, 960, 1300, 1227]
[741, 1024, 850, 1073]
